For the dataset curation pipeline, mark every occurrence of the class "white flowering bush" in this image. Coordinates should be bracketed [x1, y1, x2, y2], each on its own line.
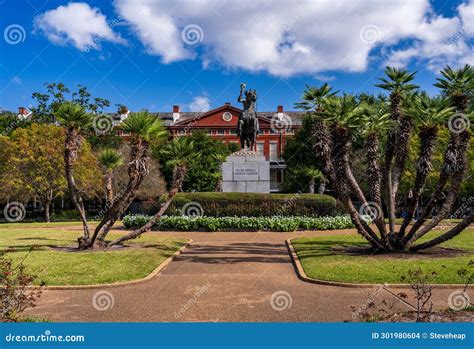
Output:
[122, 214, 356, 232]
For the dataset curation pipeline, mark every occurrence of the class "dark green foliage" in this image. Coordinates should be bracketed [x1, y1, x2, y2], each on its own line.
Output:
[282, 115, 324, 192]
[154, 192, 338, 217]
[87, 133, 123, 149]
[154, 131, 233, 192]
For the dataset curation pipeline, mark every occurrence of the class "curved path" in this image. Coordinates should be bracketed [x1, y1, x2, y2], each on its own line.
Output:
[27, 229, 467, 322]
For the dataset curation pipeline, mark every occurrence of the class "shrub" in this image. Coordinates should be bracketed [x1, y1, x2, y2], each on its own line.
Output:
[122, 214, 355, 232]
[1, 250, 42, 322]
[154, 192, 338, 217]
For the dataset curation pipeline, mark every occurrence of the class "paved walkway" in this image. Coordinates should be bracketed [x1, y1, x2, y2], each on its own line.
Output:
[27, 229, 466, 322]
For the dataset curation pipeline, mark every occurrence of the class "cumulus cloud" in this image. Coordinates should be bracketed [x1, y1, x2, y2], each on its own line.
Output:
[35, 1, 474, 74]
[384, 2, 474, 71]
[112, 0, 474, 75]
[189, 96, 211, 112]
[34, 2, 126, 51]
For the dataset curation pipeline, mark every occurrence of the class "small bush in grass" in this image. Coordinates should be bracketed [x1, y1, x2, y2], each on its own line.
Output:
[122, 214, 355, 232]
[1, 250, 42, 322]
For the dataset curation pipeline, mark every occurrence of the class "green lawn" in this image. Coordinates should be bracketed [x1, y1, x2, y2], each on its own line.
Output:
[292, 229, 474, 284]
[0, 222, 187, 286]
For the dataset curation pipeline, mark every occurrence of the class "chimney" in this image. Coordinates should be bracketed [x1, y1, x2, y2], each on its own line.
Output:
[172, 105, 180, 123]
[18, 107, 26, 115]
[225, 102, 231, 106]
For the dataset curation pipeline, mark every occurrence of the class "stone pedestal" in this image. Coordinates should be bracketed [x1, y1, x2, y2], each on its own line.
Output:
[222, 150, 270, 193]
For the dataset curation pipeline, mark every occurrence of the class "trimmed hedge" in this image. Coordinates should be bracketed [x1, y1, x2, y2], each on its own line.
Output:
[152, 192, 338, 217]
[122, 214, 355, 232]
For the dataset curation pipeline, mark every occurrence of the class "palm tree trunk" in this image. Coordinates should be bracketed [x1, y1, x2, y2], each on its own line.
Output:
[332, 126, 383, 248]
[384, 93, 401, 235]
[406, 130, 470, 245]
[312, 118, 335, 183]
[410, 212, 474, 252]
[365, 133, 387, 241]
[105, 170, 114, 205]
[108, 165, 187, 246]
[392, 116, 413, 196]
[91, 140, 148, 246]
[64, 127, 90, 247]
[403, 130, 463, 242]
[398, 127, 438, 237]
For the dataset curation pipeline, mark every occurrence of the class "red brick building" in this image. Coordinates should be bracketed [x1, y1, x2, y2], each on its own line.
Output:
[158, 103, 305, 191]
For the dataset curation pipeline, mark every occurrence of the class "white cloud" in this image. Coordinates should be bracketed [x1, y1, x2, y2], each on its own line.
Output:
[34, 2, 126, 51]
[114, 0, 442, 75]
[35, 1, 474, 75]
[383, 7, 474, 71]
[459, 0, 474, 36]
[189, 96, 211, 112]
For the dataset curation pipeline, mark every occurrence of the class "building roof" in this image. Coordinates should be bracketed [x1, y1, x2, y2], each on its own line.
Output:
[160, 104, 306, 127]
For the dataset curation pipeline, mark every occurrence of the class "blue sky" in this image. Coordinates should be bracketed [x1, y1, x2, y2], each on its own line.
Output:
[0, 0, 473, 113]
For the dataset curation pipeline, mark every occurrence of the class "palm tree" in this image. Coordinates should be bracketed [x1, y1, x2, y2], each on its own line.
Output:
[434, 64, 473, 112]
[54, 102, 92, 248]
[359, 101, 392, 241]
[320, 95, 368, 202]
[398, 95, 455, 238]
[405, 65, 473, 245]
[293, 67, 472, 253]
[108, 137, 197, 246]
[98, 148, 123, 205]
[376, 67, 418, 235]
[295, 84, 339, 183]
[319, 95, 385, 250]
[90, 112, 167, 247]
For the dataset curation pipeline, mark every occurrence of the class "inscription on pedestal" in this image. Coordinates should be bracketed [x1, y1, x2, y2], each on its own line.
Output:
[233, 163, 259, 181]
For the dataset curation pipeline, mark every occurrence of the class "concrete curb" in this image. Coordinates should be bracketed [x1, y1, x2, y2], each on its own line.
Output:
[29, 239, 192, 290]
[286, 238, 471, 289]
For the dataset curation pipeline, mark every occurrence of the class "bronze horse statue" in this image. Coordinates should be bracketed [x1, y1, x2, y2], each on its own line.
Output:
[237, 83, 259, 150]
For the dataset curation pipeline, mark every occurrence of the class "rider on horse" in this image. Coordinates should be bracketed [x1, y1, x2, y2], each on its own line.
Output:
[237, 83, 259, 150]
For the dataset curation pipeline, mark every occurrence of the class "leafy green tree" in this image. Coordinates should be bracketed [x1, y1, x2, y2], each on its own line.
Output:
[282, 116, 323, 193]
[0, 124, 101, 222]
[155, 131, 232, 192]
[31, 83, 110, 123]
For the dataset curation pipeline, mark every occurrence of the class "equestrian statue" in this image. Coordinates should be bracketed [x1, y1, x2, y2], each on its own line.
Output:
[237, 83, 259, 150]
